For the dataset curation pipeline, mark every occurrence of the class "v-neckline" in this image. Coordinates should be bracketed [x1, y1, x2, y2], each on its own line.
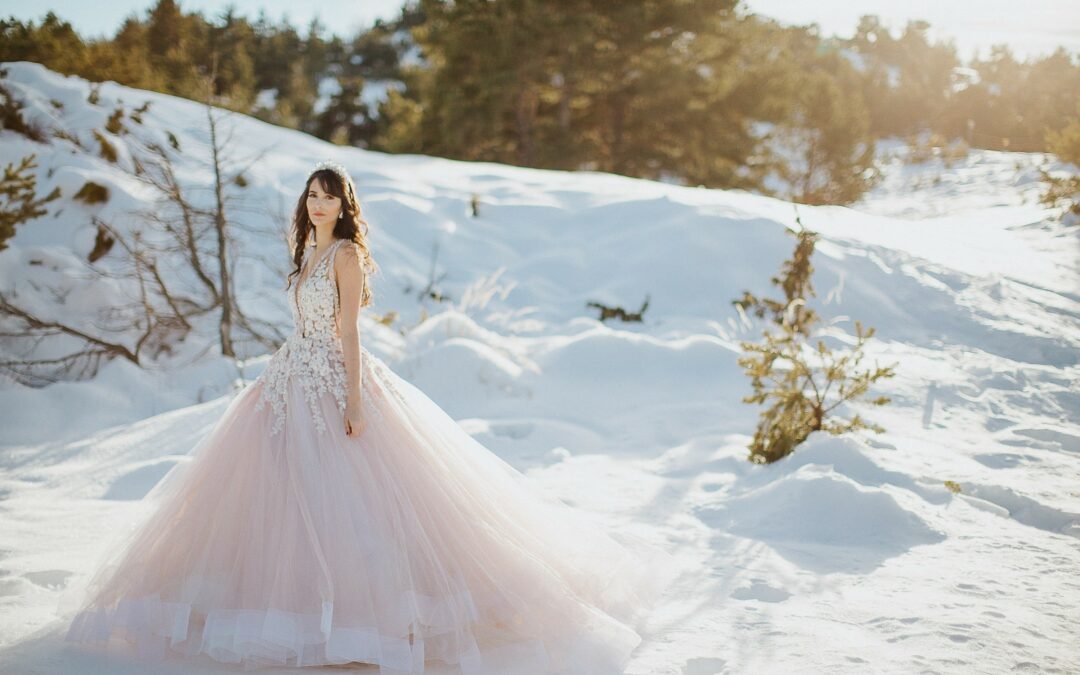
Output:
[297, 239, 340, 289]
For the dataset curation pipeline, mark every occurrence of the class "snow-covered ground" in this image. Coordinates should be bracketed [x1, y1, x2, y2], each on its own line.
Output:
[0, 61, 1077, 674]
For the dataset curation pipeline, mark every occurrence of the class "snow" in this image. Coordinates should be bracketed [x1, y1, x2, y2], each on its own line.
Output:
[0, 60, 1078, 674]
[360, 79, 405, 115]
[309, 76, 401, 119]
[254, 87, 278, 111]
[313, 76, 342, 115]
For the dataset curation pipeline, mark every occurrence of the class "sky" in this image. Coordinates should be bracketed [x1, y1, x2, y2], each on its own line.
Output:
[747, 0, 1080, 61]
[0, 0, 1077, 60]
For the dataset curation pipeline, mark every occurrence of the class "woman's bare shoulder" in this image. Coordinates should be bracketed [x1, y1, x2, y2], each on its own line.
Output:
[332, 239, 362, 266]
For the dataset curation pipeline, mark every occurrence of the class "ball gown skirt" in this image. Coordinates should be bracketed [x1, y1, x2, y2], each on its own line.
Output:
[61, 241, 679, 674]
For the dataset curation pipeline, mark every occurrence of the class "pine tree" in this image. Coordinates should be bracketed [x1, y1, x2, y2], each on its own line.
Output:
[0, 155, 61, 251]
[734, 220, 897, 464]
[313, 76, 376, 146]
[145, 0, 201, 97]
[82, 18, 161, 91]
[784, 62, 880, 205]
[1039, 99, 1080, 221]
[412, 0, 783, 186]
[0, 12, 87, 73]
[204, 7, 257, 110]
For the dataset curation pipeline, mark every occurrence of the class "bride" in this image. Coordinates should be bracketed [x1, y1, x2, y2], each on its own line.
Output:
[62, 159, 678, 674]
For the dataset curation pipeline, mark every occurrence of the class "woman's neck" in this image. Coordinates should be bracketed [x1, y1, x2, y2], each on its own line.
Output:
[312, 226, 336, 251]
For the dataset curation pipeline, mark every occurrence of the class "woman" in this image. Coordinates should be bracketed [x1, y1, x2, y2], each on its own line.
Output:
[63, 159, 679, 674]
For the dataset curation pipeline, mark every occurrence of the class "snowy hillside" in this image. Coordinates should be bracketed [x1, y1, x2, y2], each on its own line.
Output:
[0, 61, 1078, 674]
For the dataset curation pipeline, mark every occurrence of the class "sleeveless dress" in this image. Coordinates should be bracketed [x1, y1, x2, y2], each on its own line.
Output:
[62, 237, 679, 674]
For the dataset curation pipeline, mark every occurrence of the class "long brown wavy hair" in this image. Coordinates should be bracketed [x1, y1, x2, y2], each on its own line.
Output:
[286, 168, 378, 308]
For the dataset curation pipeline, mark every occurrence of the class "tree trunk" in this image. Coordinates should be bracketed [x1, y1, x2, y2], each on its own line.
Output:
[515, 80, 538, 166]
[206, 101, 235, 358]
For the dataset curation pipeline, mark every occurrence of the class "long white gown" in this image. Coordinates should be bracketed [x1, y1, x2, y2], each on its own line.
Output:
[62, 237, 679, 673]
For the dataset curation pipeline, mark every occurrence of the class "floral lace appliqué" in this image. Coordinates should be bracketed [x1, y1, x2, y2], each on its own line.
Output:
[254, 333, 349, 436]
[254, 240, 354, 436]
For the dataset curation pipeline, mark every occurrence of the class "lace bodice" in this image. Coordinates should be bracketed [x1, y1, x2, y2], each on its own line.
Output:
[292, 240, 345, 340]
[253, 239, 389, 436]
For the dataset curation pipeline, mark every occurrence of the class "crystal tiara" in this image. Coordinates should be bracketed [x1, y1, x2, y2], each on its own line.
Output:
[312, 159, 353, 187]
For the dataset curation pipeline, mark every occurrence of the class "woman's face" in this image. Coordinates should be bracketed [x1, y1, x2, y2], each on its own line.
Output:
[306, 179, 342, 227]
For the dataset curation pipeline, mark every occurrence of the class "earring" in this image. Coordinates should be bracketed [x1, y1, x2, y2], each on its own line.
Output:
[338, 212, 343, 219]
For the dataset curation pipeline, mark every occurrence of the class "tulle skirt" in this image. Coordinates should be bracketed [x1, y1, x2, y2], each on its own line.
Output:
[61, 348, 679, 673]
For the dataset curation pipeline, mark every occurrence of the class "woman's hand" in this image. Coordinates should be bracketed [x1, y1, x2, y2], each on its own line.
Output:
[344, 397, 366, 438]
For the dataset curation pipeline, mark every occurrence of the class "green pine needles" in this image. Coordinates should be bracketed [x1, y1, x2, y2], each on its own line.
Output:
[733, 219, 897, 464]
[1, 154, 61, 251]
[1039, 99, 1080, 221]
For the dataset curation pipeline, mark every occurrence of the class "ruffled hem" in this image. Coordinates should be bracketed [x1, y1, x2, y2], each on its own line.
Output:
[63, 592, 636, 674]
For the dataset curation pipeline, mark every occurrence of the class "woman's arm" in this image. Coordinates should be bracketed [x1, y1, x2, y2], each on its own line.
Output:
[335, 242, 366, 408]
